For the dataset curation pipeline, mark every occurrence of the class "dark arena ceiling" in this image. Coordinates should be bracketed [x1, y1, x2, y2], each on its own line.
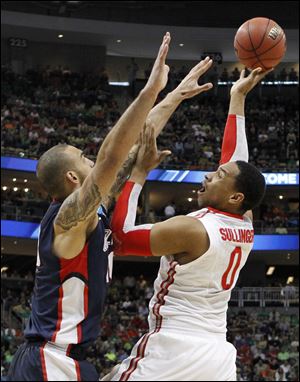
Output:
[1, 1, 299, 29]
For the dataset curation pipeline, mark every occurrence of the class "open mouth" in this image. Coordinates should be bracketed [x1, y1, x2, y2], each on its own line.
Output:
[199, 182, 206, 193]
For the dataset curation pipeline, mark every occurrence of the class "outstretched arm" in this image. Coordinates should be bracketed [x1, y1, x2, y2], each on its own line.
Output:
[103, 57, 214, 209]
[220, 67, 272, 219]
[53, 33, 171, 259]
[111, 126, 207, 261]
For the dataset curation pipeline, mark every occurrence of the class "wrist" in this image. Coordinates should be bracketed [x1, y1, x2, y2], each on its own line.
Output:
[230, 90, 247, 98]
[167, 90, 184, 104]
[130, 167, 148, 185]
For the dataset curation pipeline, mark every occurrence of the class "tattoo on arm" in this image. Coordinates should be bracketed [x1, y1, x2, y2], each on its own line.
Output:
[55, 183, 102, 231]
[103, 146, 139, 209]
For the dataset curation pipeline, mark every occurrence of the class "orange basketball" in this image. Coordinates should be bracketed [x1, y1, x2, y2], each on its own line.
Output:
[234, 17, 287, 70]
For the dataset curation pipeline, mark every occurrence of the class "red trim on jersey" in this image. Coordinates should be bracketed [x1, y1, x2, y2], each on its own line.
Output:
[39, 342, 48, 381]
[220, 114, 237, 164]
[51, 286, 63, 342]
[119, 261, 177, 381]
[66, 344, 72, 357]
[59, 244, 89, 281]
[207, 206, 244, 220]
[51, 244, 89, 344]
[75, 360, 81, 381]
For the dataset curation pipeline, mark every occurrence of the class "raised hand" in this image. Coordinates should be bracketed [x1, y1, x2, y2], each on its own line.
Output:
[144, 32, 171, 95]
[174, 56, 214, 100]
[134, 124, 171, 176]
[230, 67, 273, 96]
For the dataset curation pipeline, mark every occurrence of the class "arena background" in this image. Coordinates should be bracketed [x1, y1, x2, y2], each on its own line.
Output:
[1, 1, 299, 380]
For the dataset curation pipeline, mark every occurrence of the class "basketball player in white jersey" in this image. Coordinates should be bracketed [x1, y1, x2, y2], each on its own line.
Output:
[102, 67, 272, 381]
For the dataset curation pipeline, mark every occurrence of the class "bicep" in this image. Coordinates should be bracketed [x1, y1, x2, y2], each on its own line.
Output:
[54, 183, 101, 232]
[150, 216, 207, 257]
[53, 184, 101, 258]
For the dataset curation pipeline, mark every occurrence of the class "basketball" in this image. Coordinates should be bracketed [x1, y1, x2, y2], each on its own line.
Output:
[234, 17, 287, 70]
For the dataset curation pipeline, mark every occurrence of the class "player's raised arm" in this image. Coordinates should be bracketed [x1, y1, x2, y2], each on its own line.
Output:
[50, 32, 171, 259]
[102, 57, 214, 209]
[111, 126, 207, 262]
[220, 67, 273, 164]
[220, 67, 272, 219]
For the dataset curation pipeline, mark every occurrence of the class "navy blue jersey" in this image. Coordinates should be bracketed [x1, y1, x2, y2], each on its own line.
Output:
[24, 201, 112, 350]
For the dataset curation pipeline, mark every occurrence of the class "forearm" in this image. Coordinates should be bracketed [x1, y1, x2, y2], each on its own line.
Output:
[111, 181, 153, 257]
[228, 92, 246, 116]
[103, 91, 180, 208]
[220, 92, 248, 164]
[102, 144, 140, 209]
[146, 90, 182, 137]
[129, 167, 148, 188]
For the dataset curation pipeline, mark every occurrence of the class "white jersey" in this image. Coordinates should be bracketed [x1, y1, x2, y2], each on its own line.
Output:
[102, 206, 254, 381]
[148, 206, 254, 335]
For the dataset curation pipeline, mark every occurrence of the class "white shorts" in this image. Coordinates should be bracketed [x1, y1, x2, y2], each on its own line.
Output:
[101, 329, 237, 381]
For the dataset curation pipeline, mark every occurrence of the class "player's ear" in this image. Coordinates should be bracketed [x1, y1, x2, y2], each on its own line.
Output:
[66, 171, 80, 185]
[228, 192, 244, 206]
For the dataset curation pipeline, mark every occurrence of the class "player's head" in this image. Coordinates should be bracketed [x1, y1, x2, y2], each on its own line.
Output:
[197, 161, 266, 214]
[36, 144, 94, 200]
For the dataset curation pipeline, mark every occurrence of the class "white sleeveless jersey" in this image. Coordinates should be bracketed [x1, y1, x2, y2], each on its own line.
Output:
[148, 207, 254, 335]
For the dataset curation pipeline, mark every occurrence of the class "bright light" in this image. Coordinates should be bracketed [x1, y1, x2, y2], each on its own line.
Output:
[1, 267, 8, 273]
[24, 188, 29, 192]
[179, 43, 184, 47]
[287, 276, 294, 284]
[13, 187, 18, 192]
[188, 198, 193, 202]
[14, 241, 17, 245]
[24, 179, 28, 183]
[116, 39, 122, 43]
[192, 190, 196, 193]
[279, 195, 284, 199]
[109, 82, 129, 87]
[13, 178, 17, 182]
[2, 186, 8, 191]
[58, 34, 64, 39]
[266, 266, 275, 275]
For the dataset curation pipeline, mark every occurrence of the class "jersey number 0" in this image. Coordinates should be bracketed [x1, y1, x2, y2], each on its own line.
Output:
[221, 247, 242, 290]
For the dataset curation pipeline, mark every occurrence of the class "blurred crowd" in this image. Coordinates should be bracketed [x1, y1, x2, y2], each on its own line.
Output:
[1, 66, 299, 172]
[1, 273, 299, 381]
[1, 187, 299, 233]
[141, 60, 299, 84]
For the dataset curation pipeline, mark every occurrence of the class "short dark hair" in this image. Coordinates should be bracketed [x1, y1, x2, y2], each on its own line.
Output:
[36, 144, 71, 198]
[235, 161, 266, 213]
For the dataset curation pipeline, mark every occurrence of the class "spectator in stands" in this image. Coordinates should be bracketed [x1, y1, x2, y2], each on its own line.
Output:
[279, 68, 288, 81]
[231, 67, 241, 81]
[288, 67, 298, 81]
[220, 67, 229, 81]
[164, 201, 176, 219]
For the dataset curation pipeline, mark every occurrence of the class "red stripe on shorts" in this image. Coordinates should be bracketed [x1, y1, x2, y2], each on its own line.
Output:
[119, 261, 177, 381]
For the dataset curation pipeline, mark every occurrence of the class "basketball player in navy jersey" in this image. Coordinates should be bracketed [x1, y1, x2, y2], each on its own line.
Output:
[103, 67, 272, 381]
[7, 35, 215, 381]
[6, 32, 172, 382]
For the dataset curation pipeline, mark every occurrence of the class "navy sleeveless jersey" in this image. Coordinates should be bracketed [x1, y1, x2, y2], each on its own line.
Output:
[24, 201, 112, 349]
